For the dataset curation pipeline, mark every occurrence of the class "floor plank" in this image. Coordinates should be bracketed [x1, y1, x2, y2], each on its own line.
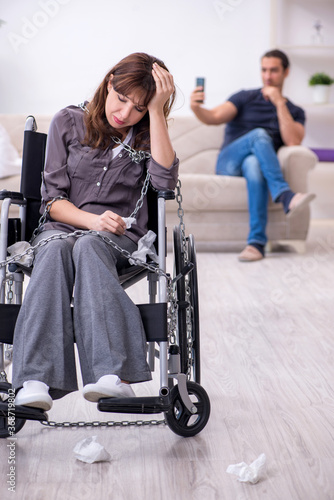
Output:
[1, 220, 334, 500]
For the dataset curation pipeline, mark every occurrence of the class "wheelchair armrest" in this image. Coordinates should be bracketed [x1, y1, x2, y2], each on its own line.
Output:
[156, 189, 175, 201]
[0, 190, 25, 203]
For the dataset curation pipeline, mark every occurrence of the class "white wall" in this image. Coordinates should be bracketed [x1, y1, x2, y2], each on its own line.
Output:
[0, 0, 271, 116]
[1, 0, 332, 148]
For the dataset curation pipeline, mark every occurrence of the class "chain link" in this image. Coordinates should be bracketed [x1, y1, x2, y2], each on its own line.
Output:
[6, 277, 14, 303]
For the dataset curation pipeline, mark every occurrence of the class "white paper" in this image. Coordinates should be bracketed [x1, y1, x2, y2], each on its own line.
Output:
[73, 436, 111, 464]
[122, 216, 136, 229]
[226, 453, 266, 484]
[129, 230, 158, 265]
[7, 241, 34, 267]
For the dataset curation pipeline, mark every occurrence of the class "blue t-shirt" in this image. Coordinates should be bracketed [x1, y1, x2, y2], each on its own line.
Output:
[222, 88, 305, 151]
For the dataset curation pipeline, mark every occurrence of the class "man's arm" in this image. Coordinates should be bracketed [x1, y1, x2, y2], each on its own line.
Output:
[262, 86, 305, 145]
[190, 87, 238, 125]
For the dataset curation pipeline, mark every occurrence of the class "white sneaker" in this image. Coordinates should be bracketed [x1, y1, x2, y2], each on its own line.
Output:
[83, 374, 135, 402]
[15, 380, 53, 411]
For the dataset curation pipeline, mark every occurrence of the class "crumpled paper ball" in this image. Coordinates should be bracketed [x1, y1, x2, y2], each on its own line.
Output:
[7, 241, 34, 267]
[129, 230, 158, 265]
[226, 453, 266, 484]
[73, 436, 111, 464]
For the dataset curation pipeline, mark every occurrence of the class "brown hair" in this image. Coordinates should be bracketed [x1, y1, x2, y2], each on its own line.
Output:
[83, 52, 176, 150]
[262, 49, 290, 70]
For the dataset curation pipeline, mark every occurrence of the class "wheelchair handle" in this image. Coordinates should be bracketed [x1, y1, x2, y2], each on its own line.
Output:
[172, 262, 194, 284]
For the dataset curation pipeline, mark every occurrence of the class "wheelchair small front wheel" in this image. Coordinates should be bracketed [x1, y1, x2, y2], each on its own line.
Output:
[0, 382, 26, 438]
[165, 381, 210, 437]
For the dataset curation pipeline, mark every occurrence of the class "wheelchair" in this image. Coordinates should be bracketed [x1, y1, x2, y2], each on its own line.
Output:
[0, 116, 210, 438]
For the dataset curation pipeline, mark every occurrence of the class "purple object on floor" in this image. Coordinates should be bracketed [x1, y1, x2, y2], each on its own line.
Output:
[310, 149, 334, 162]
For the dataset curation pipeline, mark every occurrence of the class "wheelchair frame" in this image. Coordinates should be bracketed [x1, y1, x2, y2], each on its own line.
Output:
[0, 116, 210, 438]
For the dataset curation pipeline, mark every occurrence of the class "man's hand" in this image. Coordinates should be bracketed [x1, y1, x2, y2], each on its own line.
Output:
[261, 86, 286, 107]
[262, 86, 305, 146]
[190, 86, 205, 110]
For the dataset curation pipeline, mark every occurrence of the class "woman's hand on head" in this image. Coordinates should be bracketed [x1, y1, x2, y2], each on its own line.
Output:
[89, 210, 126, 235]
[147, 63, 174, 114]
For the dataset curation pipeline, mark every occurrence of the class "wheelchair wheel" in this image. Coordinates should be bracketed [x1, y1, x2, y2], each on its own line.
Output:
[187, 234, 201, 384]
[0, 382, 26, 438]
[165, 381, 210, 437]
[173, 226, 201, 383]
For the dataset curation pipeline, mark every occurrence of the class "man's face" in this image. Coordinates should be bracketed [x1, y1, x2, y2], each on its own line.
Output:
[261, 57, 289, 88]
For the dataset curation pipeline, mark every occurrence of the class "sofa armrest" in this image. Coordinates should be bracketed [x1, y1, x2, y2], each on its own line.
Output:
[277, 145, 317, 192]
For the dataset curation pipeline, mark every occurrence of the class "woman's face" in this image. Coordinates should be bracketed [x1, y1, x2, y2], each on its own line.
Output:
[105, 80, 148, 138]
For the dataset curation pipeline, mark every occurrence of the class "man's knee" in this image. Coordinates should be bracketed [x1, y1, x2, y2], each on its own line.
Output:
[250, 127, 271, 142]
[242, 155, 265, 183]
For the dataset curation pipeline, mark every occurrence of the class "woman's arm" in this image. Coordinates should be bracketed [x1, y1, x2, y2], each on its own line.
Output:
[49, 199, 126, 235]
[147, 63, 176, 168]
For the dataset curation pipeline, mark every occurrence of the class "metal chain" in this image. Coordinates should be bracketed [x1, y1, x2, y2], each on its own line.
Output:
[175, 179, 187, 255]
[40, 418, 166, 429]
[167, 280, 178, 346]
[1, 229, 170, 280]
[111, 135, 151, 164]
[185, 273, 193, 380]
[175, 179, 194, 379]
[78, 102, 151, 165]
[30, 196, 68, 242]
[6, 277, 14, 303]
[129, 170, 151, 219]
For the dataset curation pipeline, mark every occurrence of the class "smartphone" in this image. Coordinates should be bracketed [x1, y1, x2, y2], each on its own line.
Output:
[195, 77, 205, 103]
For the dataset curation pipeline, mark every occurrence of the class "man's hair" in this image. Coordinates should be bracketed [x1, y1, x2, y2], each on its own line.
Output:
[262, 49, 290, 70]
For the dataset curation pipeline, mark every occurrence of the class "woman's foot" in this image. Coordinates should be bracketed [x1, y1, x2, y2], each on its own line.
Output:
[82, 374, 135, 402]
[15, 380, 53, 411]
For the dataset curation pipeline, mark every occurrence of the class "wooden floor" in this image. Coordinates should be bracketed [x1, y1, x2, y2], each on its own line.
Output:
[1, 219, 334, 500]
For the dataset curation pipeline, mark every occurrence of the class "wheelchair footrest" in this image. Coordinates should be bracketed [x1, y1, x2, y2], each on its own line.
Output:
[0, 401, 48, 422]
[97, 395, 171, 415]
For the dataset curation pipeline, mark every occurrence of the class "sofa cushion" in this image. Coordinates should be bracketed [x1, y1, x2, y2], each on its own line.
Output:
[171, 173, 280, 213]
[169, 117, 225, 175]
[0, 124, 22, 179]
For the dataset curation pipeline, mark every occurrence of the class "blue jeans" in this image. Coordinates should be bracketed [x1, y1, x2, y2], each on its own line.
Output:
[216, 128, 290, 246]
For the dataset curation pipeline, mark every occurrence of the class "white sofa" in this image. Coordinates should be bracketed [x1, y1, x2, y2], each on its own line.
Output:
[0, 114, 317, 251]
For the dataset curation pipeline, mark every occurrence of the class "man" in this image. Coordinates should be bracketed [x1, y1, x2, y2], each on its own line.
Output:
[190, 49, 315, 262]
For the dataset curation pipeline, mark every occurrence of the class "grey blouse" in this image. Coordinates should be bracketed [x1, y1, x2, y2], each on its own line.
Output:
[40, 105, 179, 243]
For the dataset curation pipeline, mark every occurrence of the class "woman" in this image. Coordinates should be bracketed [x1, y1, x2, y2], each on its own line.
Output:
[13, 53, 179, 411]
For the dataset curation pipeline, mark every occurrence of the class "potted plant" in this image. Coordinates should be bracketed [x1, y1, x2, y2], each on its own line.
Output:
[308, 72, 334, 104]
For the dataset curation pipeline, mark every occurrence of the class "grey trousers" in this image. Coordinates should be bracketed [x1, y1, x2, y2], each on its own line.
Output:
[12, 230, 152, 399]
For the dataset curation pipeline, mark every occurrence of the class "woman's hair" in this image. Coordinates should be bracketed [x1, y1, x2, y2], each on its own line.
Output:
[83, 52, 176, 150]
